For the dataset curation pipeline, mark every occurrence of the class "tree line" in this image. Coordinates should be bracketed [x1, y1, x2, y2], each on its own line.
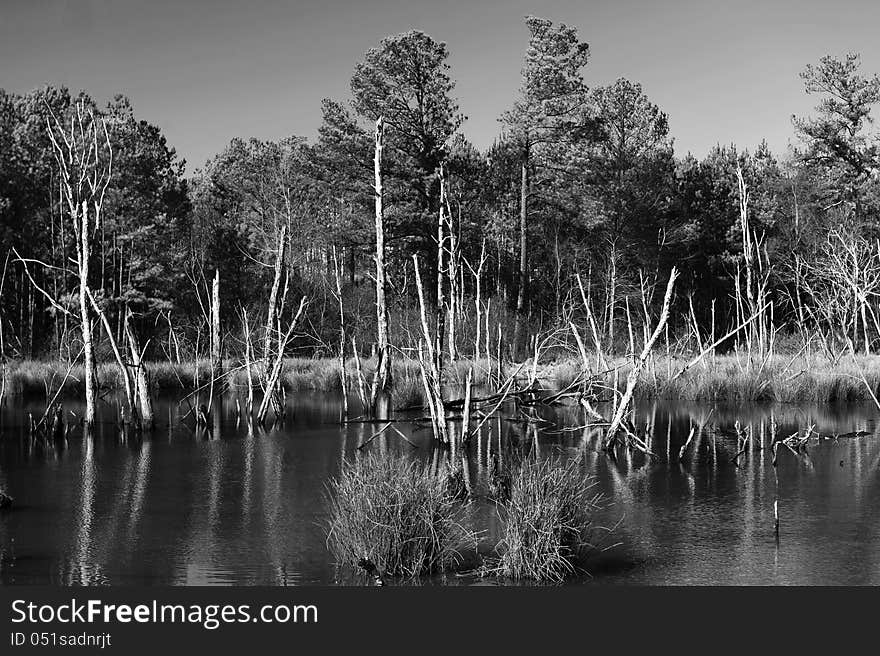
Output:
[2, 16, 880, 367]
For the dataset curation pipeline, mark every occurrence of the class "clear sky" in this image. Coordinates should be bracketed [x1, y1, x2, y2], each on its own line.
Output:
[3, 0, 880, 171]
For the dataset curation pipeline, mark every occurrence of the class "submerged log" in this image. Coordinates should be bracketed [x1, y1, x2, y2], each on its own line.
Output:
[0, 491, 12, 511]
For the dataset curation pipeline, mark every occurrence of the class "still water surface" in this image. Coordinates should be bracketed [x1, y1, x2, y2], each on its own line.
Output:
[2, 392, 880, 585]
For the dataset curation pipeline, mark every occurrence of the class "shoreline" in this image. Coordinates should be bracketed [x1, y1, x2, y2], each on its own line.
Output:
[3, 353, 880, 408]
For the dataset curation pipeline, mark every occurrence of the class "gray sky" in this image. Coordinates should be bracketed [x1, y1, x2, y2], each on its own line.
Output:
[3, 0, 880, 170]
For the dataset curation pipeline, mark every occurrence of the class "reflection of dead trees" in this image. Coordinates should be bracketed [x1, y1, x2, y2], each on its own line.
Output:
[0, 489, 12, 511]
[28, 352, 79, 443]
[30, 401, 69, 444]
[772, 424, 816, 466]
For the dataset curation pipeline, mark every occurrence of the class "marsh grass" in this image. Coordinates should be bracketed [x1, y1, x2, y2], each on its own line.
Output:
[326, 454, 477, 578]
[629, 354, 880, 404]
[391, 373, 425, 409]
[494, 457, 605, 583]
[532, 353, 880, 405]
[6, 352, 880, 407]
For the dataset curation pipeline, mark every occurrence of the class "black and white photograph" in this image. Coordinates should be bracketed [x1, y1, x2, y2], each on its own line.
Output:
[1, 1, 880, 639]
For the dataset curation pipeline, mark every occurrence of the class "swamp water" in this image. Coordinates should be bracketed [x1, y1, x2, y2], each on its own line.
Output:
[1, 392, 880, 585]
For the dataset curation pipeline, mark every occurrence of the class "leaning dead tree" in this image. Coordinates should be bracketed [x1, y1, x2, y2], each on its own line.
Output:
[257, 296, 307, 425]
[369, 116, 392, 413]
[45, 99, 113, 427]
[413, 254, 449, 444]
[604, 267, 679, 451]
[124, 310, 154, 430]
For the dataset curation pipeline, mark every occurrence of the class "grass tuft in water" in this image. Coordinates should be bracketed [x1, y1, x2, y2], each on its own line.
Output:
[494, 457, 605, 583]
[326, 454, 477, 578]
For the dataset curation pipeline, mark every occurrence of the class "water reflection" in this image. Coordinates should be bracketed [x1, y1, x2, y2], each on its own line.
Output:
[1, 392, 880, 584]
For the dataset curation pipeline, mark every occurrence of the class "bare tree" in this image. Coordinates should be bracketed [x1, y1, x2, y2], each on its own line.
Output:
[211, 269, 222, 374]
[370, 117, 391, 412]
[799, 228, 880, 357]
[263, 225, 288, 366]
[125, 310, 154, 430]
[735, 166, 772, 358]
[45, 99, 113, 426]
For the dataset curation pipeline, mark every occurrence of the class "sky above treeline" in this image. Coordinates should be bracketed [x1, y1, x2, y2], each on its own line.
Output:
[3, 0, 880, 171]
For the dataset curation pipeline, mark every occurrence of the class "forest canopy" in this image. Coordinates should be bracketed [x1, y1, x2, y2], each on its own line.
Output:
[1, 18, 879, 363]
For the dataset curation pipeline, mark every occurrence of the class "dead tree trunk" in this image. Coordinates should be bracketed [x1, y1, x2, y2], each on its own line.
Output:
[211, 269, 222, 374]
[86, 287, 134, 423]
[446, 186, 458, 363]
[435, 161, 447, 375]
[370, 117, 391, 412]
[604, 267, 679, 451]
[263, 225, 288, 367]
[607, 241, 618, 351]
[45, 101, 112, 427]
[512, 158, 528, 360]
[125, 311, 153, 430]
[473, 238, 487, 360]
[78, 229, 98, 426]
[242, 308, 255, 416]
[413, 255, 449, 444]
[332, 246, 349, 413]
[257, 297, 306, 425]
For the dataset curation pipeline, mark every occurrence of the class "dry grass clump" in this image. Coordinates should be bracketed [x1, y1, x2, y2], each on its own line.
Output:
[281, 357, 343, 391]
[495, 457, 605, 583]
[390, 372, 425, 409]
[326, 454, 477, 578]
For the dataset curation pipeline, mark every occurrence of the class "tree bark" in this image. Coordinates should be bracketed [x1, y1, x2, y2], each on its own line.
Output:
[513, 157, 529, 360]
[435, 162, 447, 374]
[77, 201, 98, 426]
[263, 225, 288, 367]
[125, 311, 153, 430]
[211, 269, 222, 374]
[242, 308, 254, 416]
[370, 117, 391, 410]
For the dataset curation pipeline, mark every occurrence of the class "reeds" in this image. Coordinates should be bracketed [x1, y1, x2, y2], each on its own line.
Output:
[494, 457, 604, 583]
[326, 454, 477, 578]
[7, 352, 878, 407]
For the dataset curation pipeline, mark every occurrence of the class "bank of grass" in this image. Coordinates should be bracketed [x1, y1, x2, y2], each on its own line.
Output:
[326, 454, 477, 578]
[493, 458, 605, 583]
[624, 353, 880, 405]
[4, 352, 880, 406]
[0, 356, 494, 406]
[537, 353, 880, 405]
